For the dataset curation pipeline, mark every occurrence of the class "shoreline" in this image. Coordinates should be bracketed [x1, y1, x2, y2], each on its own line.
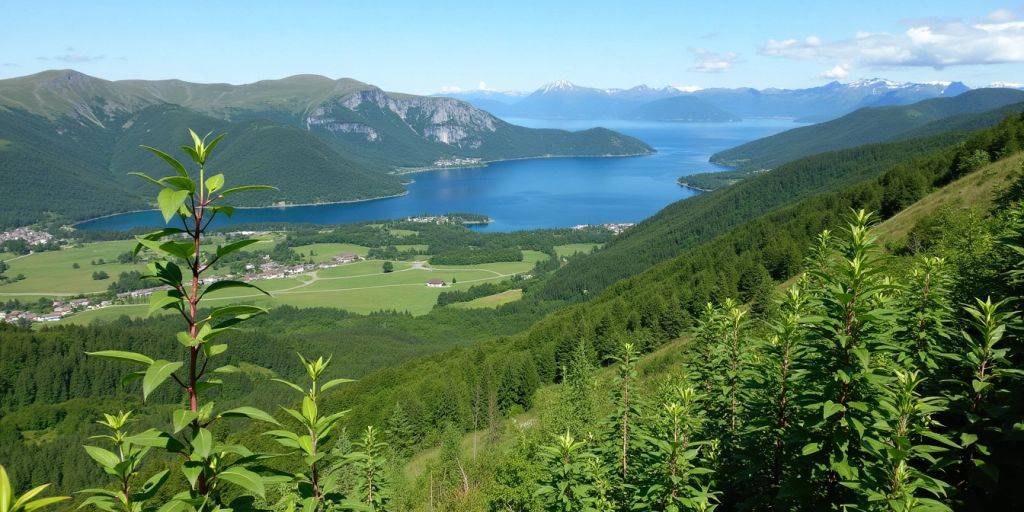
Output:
[392, 150, 655, 175]
[677, 181, 713, 193]
[71, 190, 412, 227]
[73, 150, 654, 227]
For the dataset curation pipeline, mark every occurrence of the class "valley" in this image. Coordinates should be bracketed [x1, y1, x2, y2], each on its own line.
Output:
[3, 68, 1024, 512]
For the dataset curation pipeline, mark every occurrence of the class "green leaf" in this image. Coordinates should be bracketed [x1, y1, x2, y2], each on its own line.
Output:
[159, 176, 195, 193]
[21, 496, 69, 512]
[143, 360, 183, 400]
[271, 378, 305, 395]
[128, 172, 167, 188]
[180, 462, 203, 490]
[205, 173, 225, 194]
[176, 332, 197, 348]
[217, 185, 277, 199]
[172, 410, 199, 433]
[141, 145, 189, 177]
[220, 407, 280, 425]
[149, 295, 182, 316]
[86, 350, 154, 365]
[215, 239, 260, 259]
[822, 401, 845, 420]
[124, 429, 175, 449]
[202, 281, 269, 300]
[191, 429, 213, 459]
[801, 443, 821, 456]
[83, 446, 120, 469]
[320, 378, 354, 392]
[217, 466, 265, 497]
[158, 189, 190, 223]
[132, 470, 169, 501]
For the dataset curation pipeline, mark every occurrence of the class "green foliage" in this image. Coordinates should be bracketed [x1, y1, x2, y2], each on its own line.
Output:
[0, 465, 67, 512]
[711, 89, 1024, 171]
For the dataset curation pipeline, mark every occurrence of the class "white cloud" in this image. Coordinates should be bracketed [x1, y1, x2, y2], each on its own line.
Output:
[477, 81, 491, 90]
[438, 85, 463, 93]
[988, 8, 1016, 22]
[761, 17, 1024, 69]
[37, 47, 104, 63]
[820, 64, 850, 79]
[689, 49, 739, 73]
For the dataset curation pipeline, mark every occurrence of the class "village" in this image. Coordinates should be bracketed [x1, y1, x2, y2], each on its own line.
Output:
[571, 222, 635, 235]
[0, 226, 55, 246]
[0, 250, 368, 324]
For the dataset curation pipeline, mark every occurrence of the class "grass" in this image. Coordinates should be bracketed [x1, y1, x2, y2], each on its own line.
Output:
[0, 240, 147, 296]
[61, 251, 545, 323]
[878, 153, 1023, 243]
[388, 229, 417, 237]
[450, 289, 524, 309]
[554, 243, 602, 258]
[291, 243, 370, 263]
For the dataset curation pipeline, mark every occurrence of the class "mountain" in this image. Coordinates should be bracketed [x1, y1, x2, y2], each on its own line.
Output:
[710, 88, 1024, 171]
[0, 70, 652, 227]
[443, 81, 735, 121]
[629, 95, 740, 122]
[442, 78, 974, 122]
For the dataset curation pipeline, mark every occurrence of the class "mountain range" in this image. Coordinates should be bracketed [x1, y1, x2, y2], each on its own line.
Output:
[442, 78, 974, 122]
[0, 70, 652, 228]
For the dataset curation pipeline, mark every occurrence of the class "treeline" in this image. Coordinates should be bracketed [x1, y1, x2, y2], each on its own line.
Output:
[535, 124, 981, 302]
[434, 277, 525, 308]
[459, 206, 1024, 510]
[302, 114, 1024, 483]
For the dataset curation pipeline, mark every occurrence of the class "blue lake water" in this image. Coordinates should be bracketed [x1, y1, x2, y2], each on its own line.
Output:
[76, 118, 799, 232]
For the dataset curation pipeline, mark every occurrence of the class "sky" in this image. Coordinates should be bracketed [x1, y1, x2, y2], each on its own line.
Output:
[2, 0, 1024, 94]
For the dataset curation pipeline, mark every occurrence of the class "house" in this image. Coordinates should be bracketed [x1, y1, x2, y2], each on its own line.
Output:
[333, 252, 361, 264]
[426, 278, 447, 288]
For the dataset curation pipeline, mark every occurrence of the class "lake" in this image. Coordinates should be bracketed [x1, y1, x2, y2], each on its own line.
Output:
[76, 118, 799, 232]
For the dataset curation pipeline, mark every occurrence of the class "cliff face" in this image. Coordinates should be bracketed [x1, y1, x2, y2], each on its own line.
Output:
[309, 88, 498, 147]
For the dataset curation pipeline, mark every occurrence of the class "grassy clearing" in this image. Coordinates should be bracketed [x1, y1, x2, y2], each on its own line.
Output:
[291, 243, 370, 263]
[0, 240, 146, 296]
[878, 153, 1023, 243]
[62, 254, 540, 323]
[554, 243, 602, 258]
[450, 289, 524, 309]
[388, 229, 417, 237]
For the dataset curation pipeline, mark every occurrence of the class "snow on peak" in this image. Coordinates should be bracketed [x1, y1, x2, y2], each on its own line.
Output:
[540, 80, 576, 93]
[670, 85, 704, 93]
[988, 81, 1024, 89]
[847, 78, 904, 89]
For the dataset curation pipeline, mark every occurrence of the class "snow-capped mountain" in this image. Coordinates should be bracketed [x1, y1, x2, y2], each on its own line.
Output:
[440, 79, 978, 122]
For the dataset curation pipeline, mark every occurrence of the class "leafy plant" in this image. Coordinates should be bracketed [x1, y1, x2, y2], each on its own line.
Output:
[78, 411, 170, 512]
[86, 130, 281, 510]
[0, 465, 68, 512]
[265, 354, 352, 511]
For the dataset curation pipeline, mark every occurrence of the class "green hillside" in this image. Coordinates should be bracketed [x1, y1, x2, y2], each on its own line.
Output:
[711, 88, 1024, 171]
[0, 70, 651, 227]
[536, 125, 974, 302]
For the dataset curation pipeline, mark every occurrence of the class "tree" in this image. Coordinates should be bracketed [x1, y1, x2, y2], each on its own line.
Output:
[382, 261, 394, 273]
[91, 271, 109, 280]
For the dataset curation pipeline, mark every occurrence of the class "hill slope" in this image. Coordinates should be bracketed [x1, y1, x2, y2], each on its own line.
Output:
[0, 70, 652, 227]
[711, 88, 1024, 171]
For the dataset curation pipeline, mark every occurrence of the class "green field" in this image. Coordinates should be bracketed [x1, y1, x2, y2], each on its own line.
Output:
[292, 243, 370, 263]
[0, 240, 147, 296]
[554, 243, 602, 258]
[60, 251, 543, 323]
[450, 289, 524, 309]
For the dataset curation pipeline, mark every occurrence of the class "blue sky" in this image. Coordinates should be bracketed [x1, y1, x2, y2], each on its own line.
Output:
[2, 0, 1024, 93]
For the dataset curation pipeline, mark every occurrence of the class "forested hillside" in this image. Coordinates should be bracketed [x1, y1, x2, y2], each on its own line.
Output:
[711, 88, 1024, 171]
[0, 70, 651, 228]
[2, 111, 1023, 512]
